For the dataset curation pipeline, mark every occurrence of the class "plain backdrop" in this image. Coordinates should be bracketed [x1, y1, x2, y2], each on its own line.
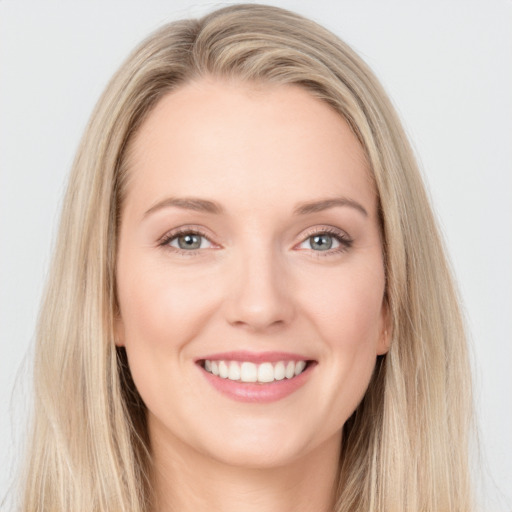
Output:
[1, 1, 511, 510]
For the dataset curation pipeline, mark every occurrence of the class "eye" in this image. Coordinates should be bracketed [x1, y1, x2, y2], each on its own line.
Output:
[303, 233, 339, 251]
[160, 229, 214, 252]
[297, 228, 353, 255]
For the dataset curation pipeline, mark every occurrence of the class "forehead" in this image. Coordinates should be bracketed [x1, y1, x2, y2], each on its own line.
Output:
[124, 78, 376, 218]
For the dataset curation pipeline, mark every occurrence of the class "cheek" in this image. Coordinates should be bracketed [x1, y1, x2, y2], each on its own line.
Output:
[117, 250, 220, 349]
[115, 256, 221, 408]
[303, 262, 386, 347]
[299, 263, 385, 414]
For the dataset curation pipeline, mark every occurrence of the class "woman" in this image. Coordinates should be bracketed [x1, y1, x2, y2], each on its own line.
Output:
[20, 4, 473, 511]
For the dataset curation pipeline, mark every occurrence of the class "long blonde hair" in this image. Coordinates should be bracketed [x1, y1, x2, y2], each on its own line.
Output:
[21, 4, 473, 511]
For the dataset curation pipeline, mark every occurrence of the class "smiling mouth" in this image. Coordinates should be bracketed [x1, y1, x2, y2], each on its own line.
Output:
[198, 359, 315, 384]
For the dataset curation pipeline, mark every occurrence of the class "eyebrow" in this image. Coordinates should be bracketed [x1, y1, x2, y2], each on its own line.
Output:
[293, 197, 368, 217]
[144, 197, 223, 217]
[143, 196, 368, 218]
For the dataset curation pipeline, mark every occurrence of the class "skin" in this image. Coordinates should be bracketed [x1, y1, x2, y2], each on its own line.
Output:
[116, 78, 389, 512]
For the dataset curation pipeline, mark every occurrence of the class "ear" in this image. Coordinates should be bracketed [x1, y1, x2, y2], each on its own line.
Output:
[114, 313, 126, 347]
[376, 300, 392, 356]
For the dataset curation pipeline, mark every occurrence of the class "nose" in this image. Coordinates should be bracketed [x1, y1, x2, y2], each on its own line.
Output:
[224, 248, 295, 332]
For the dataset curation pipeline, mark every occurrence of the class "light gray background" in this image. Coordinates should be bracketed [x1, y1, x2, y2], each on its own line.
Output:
[1, 1, 511, 510]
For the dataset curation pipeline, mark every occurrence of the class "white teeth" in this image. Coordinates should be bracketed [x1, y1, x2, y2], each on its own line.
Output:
[258, 362, 274, 383]
[294, 360, 306, 376]
[285, 361, 295, 379]
[218, 360, 229, 378]
[240, 362, 257, 382]
[274, 361, 285, 381]
[203, 359, 309, 383]
[228, 361, 241, 380]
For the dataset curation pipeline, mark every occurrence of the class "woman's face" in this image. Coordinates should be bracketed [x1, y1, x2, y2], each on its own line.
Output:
[116, 78, 389, 468]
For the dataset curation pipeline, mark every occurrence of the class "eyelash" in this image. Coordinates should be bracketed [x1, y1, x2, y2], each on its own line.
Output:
[158, 227, 213, 257]
[301, 227, 353, 258]
[158, 226, 353, 258]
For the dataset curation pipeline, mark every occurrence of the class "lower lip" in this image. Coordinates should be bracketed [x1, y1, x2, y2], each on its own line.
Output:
[198, 362, 316, 403]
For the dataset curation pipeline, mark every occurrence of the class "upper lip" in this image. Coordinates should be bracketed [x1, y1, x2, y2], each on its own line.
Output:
[195, 351, 314, 364]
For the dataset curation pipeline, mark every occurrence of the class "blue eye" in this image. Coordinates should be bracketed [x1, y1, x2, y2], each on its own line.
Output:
[160, 227, 351, 256]
[163, 230, 213, 251]
[174, 233, 203, 250]
[307, 233, 339, 251]
[297, 229, 353, 255]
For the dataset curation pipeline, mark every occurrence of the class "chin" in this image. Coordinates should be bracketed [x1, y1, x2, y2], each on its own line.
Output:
[202, 436, 311, 470]
[190, 414, 335, 470]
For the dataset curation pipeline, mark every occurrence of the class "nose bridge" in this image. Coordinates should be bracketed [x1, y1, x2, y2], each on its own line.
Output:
[225, 236, 294, 331]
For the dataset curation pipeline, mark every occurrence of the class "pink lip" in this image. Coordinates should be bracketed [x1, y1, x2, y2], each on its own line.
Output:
[196, 354, 317, 403]
[196, 350, 310, 364]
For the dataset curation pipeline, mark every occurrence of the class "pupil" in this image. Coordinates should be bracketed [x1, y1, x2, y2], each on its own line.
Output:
[178, 234, 201, 250]
[311, 234, 332, 251]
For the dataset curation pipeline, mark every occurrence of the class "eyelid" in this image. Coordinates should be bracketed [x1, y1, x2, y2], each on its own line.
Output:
[158, 224, 353, 257]
[294, 226, 353, 256]
[158, 226, 219, 255]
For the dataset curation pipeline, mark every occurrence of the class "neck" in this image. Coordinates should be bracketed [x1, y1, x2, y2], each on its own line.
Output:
[150, 427, 341, 512]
